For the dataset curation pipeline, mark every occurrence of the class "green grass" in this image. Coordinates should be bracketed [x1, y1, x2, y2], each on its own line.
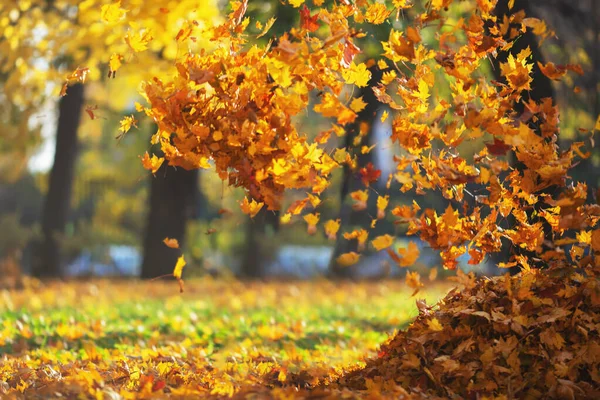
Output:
[0, 278, 451, 398]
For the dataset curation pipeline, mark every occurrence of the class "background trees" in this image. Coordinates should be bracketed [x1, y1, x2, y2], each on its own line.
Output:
[0, 0, 598, 282]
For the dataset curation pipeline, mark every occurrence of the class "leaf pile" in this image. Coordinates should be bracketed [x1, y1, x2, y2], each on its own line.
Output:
[337, 263, 600, 399]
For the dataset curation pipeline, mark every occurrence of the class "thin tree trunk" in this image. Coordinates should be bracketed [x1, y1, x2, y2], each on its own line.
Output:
[33, 83, 84, 278]
[491, 0, 555, 271]
[329, 66, 383, 278]
[240, 208, 279, 278]
[140, 164, 198, 279]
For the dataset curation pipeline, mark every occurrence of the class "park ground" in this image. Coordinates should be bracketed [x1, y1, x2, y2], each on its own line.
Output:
[0, 278, 452, 398]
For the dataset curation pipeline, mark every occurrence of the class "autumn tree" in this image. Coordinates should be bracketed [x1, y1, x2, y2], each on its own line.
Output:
[0, 0, 219, 277]
[33, 84, 85, 277]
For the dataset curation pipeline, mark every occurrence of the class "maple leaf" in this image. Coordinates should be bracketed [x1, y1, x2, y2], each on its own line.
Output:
[163, 237, 179, 249]
[485, 138, 511, 156]
[125, 30, 153, 52]
[405, 271, 423, 295]
[299, 5, 319, 32]
[365, 3, 391, 25]
[100, 1, 126, 24]
[537, 62, 583, 81]
[324, 219, 341, 240]
[359, 162, 381, 186]
[342, 39, 361, 68]
[372, 234, 394, 251]
[342, 62, 372, 88]
[119, 115, 138, 133]
[336, 252, 360, 267]
[380, 110, 389, 123]
[350, 97, 367, 113]
[257, 17, 276, 38]
[241, 197, 264, 218]
[141, 152, 164, 174]
[84, 105, 100, 120]
[376, 195, 389, 219]
[108, 53, 123, 78]
[350, 190, 369, 211]
[303, 213, 320, 235]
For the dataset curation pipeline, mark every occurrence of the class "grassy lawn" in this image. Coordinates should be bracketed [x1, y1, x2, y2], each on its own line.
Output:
[0, 278, 451, 398]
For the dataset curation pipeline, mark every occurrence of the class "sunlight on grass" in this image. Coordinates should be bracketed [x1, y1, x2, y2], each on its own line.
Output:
[0, 279, 452, 397]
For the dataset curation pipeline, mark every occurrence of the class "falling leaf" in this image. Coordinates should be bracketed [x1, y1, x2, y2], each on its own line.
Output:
[163, 238, 180, 249]
[304, 213, 320, 235]
[141, 152, 164, 174]
[119, 115, 138, 133]
[299, 4, 319, 32]
[257, 17, 276, 38]
[342, 62, 371, 88]
[241, 197, 264, 218]
[380, 110, 389, 123]
[359, 162, 381, 186]
[350, 97, 367, 113]
[324, 219, 341, 240]
[101, 1, 126, 23]
[372, 234, 394, 251]
[336, 252, 361, 267]
[173, 255, 186, 279]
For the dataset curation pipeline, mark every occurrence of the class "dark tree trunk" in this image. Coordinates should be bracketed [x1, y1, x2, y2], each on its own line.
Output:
[140, 164, 198, 279]
[240, 208, 279, 279]
[32, 84, 84, 278]
[491, 0, 555, 272]
[329, 66, 383, 278]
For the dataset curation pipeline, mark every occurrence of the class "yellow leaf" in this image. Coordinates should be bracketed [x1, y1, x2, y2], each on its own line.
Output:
[324, 219, 340, 240]
[576, 230, 591, 245]
[289, 0, 305, 7]
[163, 238, 179, 249]
[125, 30, 153, 52]
[109, 53, 123, 74]
[336, 252, 361, 267]
[342, 62, 371, 88]
[100, 1, 125, 24]
[365, 3, 391, 25]
[380, 110, 389, 123]
[173, 255, 186, 279]
[307, 193, 321, 208]
[257, 17, 276, 38]
[280, 213, 292, 224]
[595, 114, 600, 131]
[304, 213, 320, 235]
[376, 195, 389, 219]
[405, 271, 423, 294]
[350, 97, 367, 113]
[119, 115, 137, 133]
[371, 234, 394, 251]
[398, 241, 420, 267]
[241, 197, 264, 218]
[141, 152, 164, 174]
[427, 318, 443, 331]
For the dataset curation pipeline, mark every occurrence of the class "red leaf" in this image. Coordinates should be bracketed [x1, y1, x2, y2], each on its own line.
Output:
[358, 162, 381, 186]
[153, 380, 166, 392]
[300, 5, 319, 33]
[341, 39, 361, 68]
[485, 138, 511, 156]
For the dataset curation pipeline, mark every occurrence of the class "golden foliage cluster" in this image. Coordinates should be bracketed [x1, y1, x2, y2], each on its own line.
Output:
[106, 0, 600, 282]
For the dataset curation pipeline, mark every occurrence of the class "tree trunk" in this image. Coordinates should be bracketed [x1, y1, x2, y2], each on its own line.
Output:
[240, 208, 279, 278]
[329, 66, 383, 278]
[32, 83, 84, 278]
[140, 164, 198, 279]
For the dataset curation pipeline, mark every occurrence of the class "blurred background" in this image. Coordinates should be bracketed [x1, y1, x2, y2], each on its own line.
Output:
[0, 0, 598, 287]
